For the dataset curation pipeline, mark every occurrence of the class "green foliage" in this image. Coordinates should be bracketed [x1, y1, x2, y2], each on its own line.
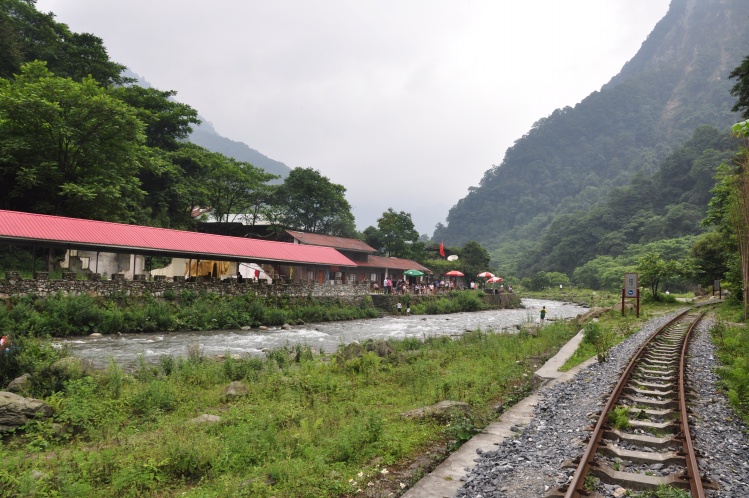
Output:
[607, 405, 631, 430]
[582, 321, 615, 363]
[0, 335, 69, 390]
[0, 61, 148, 221]
[0, 293, 380, 340]
[711, 320, 749, 422]
[0, 320, 579, 497]
[376, 208, 420, 258]
[269, 167, 356, 236]
[633, 485, 692, 498]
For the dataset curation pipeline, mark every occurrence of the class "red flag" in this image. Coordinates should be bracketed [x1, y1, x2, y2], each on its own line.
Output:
[439, 240, 445, 258]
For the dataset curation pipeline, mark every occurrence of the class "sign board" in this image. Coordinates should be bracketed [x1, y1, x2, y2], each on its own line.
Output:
[624, 273, 638, 297]
[714, 279, 721, 290]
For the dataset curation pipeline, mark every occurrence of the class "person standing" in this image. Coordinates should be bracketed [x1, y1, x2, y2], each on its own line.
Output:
[539, 306, 546, 323]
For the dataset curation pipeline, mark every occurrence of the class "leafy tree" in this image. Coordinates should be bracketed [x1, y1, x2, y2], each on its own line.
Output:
[377, 208, 419, 258]
[636, 252, 695, 298]
[362, 226, 385, 254]
[704, 157, 749, 316]
[0, 0, 127, 85]
[271, 167, 356, 236]
[729, 53, 749, 119]
[110, 86, 199, 151]
[529, 271, 550, 291]
[546, 272, 570, 287]
[204, 155, 278, 224]
[691, 230, 733, 289]
[459, 241, 491, 284]
[0, 61, 147, 221]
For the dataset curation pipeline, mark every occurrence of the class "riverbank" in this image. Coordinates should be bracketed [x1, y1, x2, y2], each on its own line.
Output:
[56, 299, 584, 369]
[1, 319, 580, 497]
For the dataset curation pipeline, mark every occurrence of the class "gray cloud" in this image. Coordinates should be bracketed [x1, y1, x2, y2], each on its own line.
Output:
[36, 0, 670, 235]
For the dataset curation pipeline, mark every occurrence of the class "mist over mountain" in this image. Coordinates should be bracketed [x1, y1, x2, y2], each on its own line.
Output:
[434, 0, 749, 276]
[188, 121, 291, 180]
[123, 69, 290, 180]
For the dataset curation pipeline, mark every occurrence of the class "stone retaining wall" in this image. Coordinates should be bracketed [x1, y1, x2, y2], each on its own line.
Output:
[0, 275, 370, 305]
[370, 292, 518, 312]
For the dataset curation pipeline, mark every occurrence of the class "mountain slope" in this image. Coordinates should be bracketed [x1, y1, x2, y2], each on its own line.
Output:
[123, 70, 291, 180]
[435, 0, 749, 255]
[188, 120, 291, 180]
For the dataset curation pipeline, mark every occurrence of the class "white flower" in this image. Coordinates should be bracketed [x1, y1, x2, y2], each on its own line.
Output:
[358, 471, 364, 477]
[381, 468, 389, 475]
[400, 483, 406, 489]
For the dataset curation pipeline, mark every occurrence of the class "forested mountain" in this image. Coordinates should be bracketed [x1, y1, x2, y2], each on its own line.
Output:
[122, 69, 291, 180]
[189, 121, 290, 180]
[434, 0, 749, 277]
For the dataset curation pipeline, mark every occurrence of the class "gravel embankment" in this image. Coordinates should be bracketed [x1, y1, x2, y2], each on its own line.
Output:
[455, 311, 749, 498]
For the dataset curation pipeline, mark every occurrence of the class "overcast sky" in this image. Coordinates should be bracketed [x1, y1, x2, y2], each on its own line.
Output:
[36, 0, 671, 236]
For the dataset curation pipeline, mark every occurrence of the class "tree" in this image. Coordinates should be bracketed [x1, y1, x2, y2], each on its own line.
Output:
[362, 226, 385, 254]
[459, 241, 491, 284]
[705, 158, 749, 317]
[111, 86, 200, 151]
[0, 0, 127, 85]
[636, 252, 695, 298]
[204, 155, 279, 224]
[0, 61, 148, 221]
[377, 208, 419, 258]
[271, 167, 356, 236]
[729, 53, 749, 119]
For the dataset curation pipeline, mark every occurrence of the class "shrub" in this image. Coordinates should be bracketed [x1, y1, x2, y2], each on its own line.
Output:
[582, 322, 614, 362]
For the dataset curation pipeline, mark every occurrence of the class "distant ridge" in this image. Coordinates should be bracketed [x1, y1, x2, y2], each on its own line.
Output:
[123, 69, 291, 180]
[188, 120, 291, 180]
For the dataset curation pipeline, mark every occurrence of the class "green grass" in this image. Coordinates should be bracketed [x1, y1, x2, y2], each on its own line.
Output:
[711, 317, 749, 424]
[0, 321, 577, 497]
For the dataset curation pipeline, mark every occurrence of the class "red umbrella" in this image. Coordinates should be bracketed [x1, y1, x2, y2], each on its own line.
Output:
[487, 277, 503, 283]
[477, 272, 494, 278]
[445, 270, 464, 277]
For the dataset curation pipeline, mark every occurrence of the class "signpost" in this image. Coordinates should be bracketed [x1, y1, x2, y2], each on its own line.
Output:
[622, 272, 640, 317]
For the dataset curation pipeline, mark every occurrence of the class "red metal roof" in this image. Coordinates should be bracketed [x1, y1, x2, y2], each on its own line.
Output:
[357, 255, 431, 272]
[0, 210, 356, 267]
[285, 230, 376, 253]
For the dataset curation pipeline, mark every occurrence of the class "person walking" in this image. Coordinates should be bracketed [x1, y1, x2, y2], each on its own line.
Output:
[539, 306, 546, 323]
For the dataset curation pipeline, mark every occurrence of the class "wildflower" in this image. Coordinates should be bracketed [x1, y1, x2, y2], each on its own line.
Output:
[367, 481, 374, 486]
[358, 471, 364, 477]
[381, 468, 389, 475]
[400, 483, 406, 489]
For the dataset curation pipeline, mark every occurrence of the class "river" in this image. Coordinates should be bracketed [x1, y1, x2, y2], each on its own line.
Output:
[57, 299, 588, 368]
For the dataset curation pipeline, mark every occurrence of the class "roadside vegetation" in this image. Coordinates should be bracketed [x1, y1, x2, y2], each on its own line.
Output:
[710, 300, 749, 424]
[0, 322, 578, 497]
[0, 291, 380, 339]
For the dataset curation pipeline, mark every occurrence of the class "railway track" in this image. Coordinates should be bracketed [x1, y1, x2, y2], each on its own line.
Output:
[548, 309, 715, 497]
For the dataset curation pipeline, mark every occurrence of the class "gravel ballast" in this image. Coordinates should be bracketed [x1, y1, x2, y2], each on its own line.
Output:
[455, 311, 749, 498]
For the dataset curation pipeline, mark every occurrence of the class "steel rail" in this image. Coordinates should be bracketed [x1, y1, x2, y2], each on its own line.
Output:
[679, 311, 706, 498]
[564, 309, 692, 498]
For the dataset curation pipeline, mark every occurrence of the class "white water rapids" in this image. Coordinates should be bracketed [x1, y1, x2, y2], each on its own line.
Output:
[57, 299, 588, 369]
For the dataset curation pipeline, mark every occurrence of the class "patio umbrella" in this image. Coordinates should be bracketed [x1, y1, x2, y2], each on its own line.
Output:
[477, 272, 494, 278]
[403, 269, 424, 277]
[445, 270, 464, 277]
[487, 276, 503, 283]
